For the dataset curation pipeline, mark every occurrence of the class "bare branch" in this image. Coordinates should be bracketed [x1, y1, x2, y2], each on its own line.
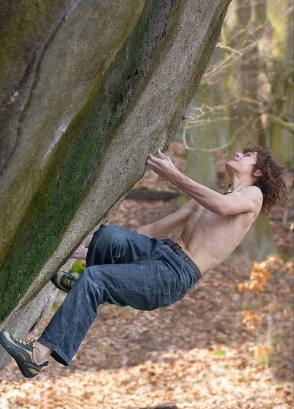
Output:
[182, 120, 250, 152]
[267, 114, 294, 132]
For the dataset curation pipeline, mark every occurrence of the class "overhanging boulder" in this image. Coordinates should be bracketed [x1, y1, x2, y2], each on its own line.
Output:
[0, 0, 231, 369]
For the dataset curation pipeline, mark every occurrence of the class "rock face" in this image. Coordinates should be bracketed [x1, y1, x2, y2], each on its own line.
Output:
[0, 0, 231, 368]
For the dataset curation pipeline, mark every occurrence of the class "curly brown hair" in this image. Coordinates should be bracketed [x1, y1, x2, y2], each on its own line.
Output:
[243, 142, 288, 215]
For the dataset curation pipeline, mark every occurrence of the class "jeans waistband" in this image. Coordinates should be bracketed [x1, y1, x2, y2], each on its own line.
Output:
[163, 239, 201, 279]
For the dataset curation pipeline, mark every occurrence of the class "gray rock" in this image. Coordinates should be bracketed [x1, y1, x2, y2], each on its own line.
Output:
[0, 0, 231, 369]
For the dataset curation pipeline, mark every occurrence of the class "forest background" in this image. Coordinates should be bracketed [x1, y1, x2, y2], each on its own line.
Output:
[0, 0, 293, 408]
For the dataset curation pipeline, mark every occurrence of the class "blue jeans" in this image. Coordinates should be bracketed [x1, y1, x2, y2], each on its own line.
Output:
[38, 225, 201, 365]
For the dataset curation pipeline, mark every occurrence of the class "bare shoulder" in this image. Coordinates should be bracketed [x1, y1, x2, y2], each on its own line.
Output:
[224, 186, 263, 216]
[241, 186, 263, 214]
[241, 185, 263, 199]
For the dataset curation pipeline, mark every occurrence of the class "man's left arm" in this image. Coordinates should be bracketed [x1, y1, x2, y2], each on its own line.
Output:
[137, 199, 195, 238]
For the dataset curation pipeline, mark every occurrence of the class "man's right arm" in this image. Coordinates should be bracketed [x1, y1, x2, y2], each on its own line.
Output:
[147, 151, 263, 216]
[137, 199, 196, 238]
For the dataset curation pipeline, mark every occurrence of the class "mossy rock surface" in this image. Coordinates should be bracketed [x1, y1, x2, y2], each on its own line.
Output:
[0, 0, 231, 369]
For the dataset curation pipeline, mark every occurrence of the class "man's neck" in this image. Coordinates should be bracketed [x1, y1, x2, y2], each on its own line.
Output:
[229, 176, 255, 193]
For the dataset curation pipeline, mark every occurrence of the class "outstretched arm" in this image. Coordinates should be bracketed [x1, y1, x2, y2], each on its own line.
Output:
[137, 199, 196, 238]
[147, 150, 262, 216]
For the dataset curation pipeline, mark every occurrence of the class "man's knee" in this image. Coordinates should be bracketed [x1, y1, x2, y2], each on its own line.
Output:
[93, 225, 125, 243]
[76, 267, 112, 306]
[95, 225, 133, 250]
[88, 224, 144, 265]
[79, 267, 108, 293]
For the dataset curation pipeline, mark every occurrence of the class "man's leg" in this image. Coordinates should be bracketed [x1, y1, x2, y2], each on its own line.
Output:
[51, 225, 154, 292]
[0, 241, 199, 376]
[39, 243, 198, 366]
[1, 231, 155, 378]
[86, 225, 153, 266]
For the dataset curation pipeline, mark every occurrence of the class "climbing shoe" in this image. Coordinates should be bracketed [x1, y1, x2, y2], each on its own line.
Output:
[51, 271, 77, 293]
[51, 270, 77, 293]
[0, 330, 48, 378]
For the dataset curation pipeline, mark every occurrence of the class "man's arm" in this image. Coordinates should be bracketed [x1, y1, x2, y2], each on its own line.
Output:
[71, 248, 88, 259]
[137, 199, 196, 238]
[147, 150, 263, 216]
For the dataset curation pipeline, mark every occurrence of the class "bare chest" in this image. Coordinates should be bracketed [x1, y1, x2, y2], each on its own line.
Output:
[180, 207, 254, 267]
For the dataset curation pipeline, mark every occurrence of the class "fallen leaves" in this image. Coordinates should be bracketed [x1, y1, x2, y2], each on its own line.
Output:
[242, 309, 264, 330]
[238, 261, 270, 294]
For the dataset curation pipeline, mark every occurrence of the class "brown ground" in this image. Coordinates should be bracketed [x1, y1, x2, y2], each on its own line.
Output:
[0, 142, 293, 409]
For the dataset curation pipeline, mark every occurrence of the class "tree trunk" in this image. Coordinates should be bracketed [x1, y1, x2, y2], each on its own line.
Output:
[268, 0, 294, 167]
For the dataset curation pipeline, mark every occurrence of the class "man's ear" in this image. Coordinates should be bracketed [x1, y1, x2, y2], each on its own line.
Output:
[253, 169, 263, 178]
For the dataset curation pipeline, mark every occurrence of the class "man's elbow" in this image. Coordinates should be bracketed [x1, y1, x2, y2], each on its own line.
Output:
[212, 202, 229, 216]
[137, 224, 152, 236]
[216, 202, 254, 216]
[214, 201, 241, 216]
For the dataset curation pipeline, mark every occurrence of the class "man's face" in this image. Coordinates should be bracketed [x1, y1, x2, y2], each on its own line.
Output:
[225, 151, 258, 177]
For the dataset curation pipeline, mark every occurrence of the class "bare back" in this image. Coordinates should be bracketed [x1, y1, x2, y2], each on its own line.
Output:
[175, 190, 262, 274]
